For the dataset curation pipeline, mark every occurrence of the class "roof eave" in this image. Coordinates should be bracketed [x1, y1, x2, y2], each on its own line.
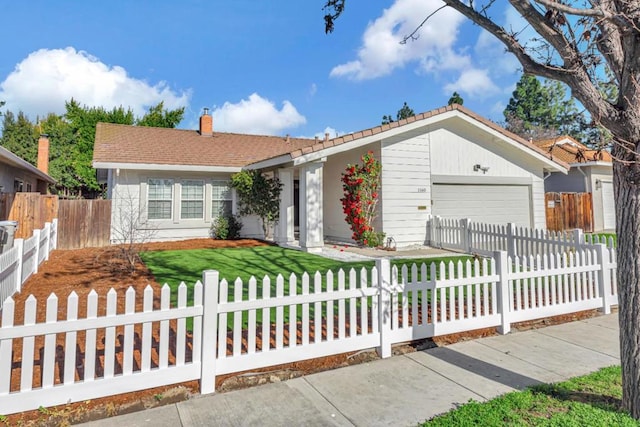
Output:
[0, 146, 56, 183]
[92, 162, 242, 173]
[569, 161, 612, 168]
[244, 154, 294, 170]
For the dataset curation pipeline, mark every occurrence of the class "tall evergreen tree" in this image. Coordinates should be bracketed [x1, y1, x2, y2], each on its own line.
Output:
[382, 102, 415, 125]
[448, 91, 464, 105]
[0, 111, 38, 164]
[65, 99, 135, 196]
[136, 101, 185, 128]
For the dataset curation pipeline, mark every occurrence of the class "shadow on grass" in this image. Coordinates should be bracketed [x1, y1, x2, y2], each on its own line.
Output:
[530, 383, 624, 413]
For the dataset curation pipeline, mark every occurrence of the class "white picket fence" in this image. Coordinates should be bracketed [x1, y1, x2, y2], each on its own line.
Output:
[0, 243, 617, 414]
[0, 220, 58, 310]
[426, 215, 613, 258]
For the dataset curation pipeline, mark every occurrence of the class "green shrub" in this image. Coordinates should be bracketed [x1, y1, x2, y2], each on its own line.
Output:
[210, 215, 243, 240]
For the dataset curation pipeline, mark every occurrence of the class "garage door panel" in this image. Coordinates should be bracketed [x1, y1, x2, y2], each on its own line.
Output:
[432, 184, 531, 227]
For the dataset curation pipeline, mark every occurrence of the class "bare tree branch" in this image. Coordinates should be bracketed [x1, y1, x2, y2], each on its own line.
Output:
[400, 5, 448, 44]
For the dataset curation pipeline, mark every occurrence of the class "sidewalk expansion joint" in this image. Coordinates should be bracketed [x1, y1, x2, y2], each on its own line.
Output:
[301, 377, 357, 426]
[403, 354, 489, 401]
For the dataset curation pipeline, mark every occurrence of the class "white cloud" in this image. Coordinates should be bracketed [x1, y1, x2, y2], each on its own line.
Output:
[309, 83, 317, 97]
[0, 47, 190, 118]
[444, 69, 499, 98]
[211, 93, 306, 135]
[330, 0, 467, 80]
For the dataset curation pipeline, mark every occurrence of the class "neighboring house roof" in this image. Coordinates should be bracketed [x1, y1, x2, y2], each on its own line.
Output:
[533, 136, 612, 165]
[93, 123, 316, 171]
[93, 104, 569, 173]
[249, 104, 569, 173]
[0, 146, 56, 183]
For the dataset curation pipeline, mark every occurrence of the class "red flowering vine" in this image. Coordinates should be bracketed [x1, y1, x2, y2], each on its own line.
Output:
[340, 151, 384, 247]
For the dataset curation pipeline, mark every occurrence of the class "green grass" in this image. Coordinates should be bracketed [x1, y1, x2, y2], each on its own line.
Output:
[586, 232, 617, 247]
[140, 245, 471, 293]
[140, 246, 471, 329]
[424, 366, 637, 426]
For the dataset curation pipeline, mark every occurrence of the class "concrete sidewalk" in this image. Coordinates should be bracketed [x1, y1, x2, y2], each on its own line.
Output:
[82, 313, 620, 427]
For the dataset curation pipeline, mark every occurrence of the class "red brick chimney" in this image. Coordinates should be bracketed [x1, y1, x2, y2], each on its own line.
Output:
[37, 134, 50, 175]
[199, 108, 213, 136]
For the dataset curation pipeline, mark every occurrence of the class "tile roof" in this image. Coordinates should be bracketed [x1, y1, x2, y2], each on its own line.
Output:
[94, 105, 569, 171]
[93, 123, 316, 168]
[533, 136, 612, 165]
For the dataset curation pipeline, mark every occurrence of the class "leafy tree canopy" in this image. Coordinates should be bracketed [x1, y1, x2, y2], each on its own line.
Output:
[230, 170, 282, 239]
[0, 100, 185, 198]
[136, 101, 185, 128]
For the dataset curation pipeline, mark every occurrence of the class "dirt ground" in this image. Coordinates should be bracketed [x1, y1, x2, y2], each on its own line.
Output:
[2, 239, 601, 426]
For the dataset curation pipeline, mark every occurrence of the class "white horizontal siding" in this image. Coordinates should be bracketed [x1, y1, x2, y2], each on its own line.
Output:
[381, 134, 431, 246]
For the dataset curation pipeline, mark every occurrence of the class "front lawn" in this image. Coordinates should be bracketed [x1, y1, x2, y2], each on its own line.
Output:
[140, 245, 470, 292]
[140, 246, 470, 329]
[424, 366, 635, 426]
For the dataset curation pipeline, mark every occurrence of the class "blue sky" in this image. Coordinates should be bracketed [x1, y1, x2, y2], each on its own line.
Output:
[0, 0, 524, 138]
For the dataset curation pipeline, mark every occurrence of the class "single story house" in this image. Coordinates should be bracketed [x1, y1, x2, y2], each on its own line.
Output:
[0, 135, 55, 194]
[533, 136, 614, 231]
[93, 105, 568, 251]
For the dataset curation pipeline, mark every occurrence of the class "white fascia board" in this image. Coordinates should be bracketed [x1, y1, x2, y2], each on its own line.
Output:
[568, 161, 612, 168]
[244, 154, 293, 170]
[453, 114, 568, 174]
[92, 162, 242, 173]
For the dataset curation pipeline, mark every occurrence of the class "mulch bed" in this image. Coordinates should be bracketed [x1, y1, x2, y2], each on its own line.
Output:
[1, 238, 602, 426]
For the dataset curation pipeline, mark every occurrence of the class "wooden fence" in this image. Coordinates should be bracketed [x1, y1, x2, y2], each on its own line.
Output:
[0, 245, 617, 414]
[0, 193, 58, 239]
[0, 194, 111, 249]
[57, 199, 111, 250]
[545, 192, 593, 232]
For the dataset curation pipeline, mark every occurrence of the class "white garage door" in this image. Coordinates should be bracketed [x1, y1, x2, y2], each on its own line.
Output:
[432, 184, 532, 226]
[601, 181, 615, 230]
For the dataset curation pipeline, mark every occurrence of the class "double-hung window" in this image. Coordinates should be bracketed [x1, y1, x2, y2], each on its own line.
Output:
[148, 179, 173, 220]
[181, 180, 204, 219]
[212, 180, 232, 218]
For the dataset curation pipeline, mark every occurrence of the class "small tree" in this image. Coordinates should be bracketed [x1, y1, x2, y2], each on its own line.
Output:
[230, 170, 282, 239]
[341, 151, 384, 247]
[448, 92, 464, 105]
[110, 187, 158, 273]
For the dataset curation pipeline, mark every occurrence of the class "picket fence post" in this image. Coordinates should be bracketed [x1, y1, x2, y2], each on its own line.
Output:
[434, 215, 442, 248]
[51, 219, 58, 250]
[200, 270, 219, 394]
[460, 218, 471, 253]
[595, 244, 612, 314]
[14, 238, 24, 292]
[572, 228, 585, 251]
[506, 223, 516, 257]
[32, 229, 41, 274]
[43, 222, 51, 261]
[376, 258, 392, 358]
[494, 250, 511, 334]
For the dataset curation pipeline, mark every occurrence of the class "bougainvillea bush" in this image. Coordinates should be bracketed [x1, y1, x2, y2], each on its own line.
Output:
[340, 151, 385, 247]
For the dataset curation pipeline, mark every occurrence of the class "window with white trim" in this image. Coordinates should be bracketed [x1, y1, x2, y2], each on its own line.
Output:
[181, 180, 204, 219]
[148, 178, 173, 219]
[212, 180, 232, 218]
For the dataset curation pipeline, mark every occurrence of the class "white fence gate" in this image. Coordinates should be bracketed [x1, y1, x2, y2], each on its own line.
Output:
[0, 242, 617, 415]
[0, 220, 57, 310]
